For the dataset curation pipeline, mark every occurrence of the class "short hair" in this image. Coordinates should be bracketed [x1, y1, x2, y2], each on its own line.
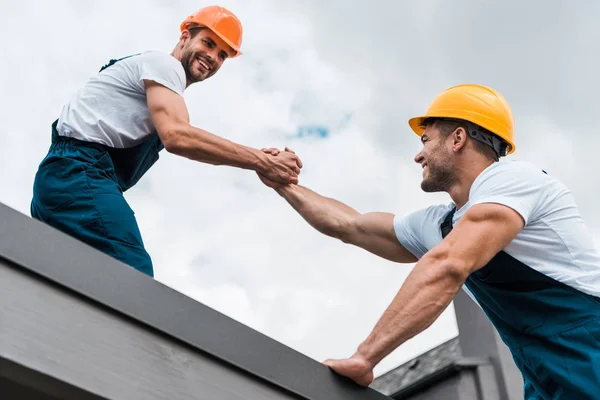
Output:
[186, 25, 207, 38]
[419, 117, 500, 161]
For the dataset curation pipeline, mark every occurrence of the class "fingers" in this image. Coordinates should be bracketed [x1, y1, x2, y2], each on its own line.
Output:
[277, 172, 299, 185]
[289, 155, 302, 169]
[282, 151, 303, 170]
[321, 358, 373, 387]
[287, 149, 303, 168]
[283, 147, 303, 168]
[260, 147, 303, 185]
[262, 146, 303, 169]
[256, 172, 284, 189]
[273, 153, 302, 174]
[323, 359, 336, 368]
[261, 147, 281, 156]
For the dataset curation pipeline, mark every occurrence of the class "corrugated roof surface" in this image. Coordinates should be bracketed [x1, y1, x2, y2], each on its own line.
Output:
[370, 337, 460, 396]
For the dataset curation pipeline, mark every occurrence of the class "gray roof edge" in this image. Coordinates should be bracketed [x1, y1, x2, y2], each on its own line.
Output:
[1, 356, 107, 400]
[388, 357, 493, 399]
[372, 337, 498, 398]
[390, 362, 462, 399]
[0, 202, 390, 400]
[371, 337, 461, 395]
[376, 337, 460, 377]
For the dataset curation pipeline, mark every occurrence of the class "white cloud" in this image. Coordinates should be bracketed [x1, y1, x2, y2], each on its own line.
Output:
[2, 0, 599, 381]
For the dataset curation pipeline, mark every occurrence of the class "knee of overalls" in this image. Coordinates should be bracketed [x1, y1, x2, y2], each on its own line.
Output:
[31, 149, 154, 277]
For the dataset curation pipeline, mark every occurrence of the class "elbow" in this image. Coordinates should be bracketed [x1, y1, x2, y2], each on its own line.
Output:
[158, 129, 179, 153]
[159, 123, 191, 154]
[331, 216, 367, 245]
[316, 219, 349, 241]
[332, 220, 357, 244]
[319, 222, 344, 240]
[161, 129, 181, 153]
[426, 248, 471, 284]
[439, 258, 471, 284]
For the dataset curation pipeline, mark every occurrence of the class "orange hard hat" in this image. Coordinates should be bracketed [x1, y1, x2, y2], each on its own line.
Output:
[408, 84, 516, 155]
[180, 6, 243, 58]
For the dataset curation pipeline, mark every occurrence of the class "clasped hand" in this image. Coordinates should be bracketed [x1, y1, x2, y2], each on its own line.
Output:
[257, 147, 301, 188]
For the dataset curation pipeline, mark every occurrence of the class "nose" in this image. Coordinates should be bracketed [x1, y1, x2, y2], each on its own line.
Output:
[414, 150, 424, 165]
[205, 48, 218, 63]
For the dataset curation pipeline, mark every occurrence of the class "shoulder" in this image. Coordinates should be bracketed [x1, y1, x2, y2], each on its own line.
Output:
[406, 203, 454, 225]
[133, 51, 186, 95]
[478, 159, 547, 181]
[467, 160, 569, 225]
[471, 160, 559, 196]
[136, 51, 181, 65]
[393, 203, 454, 258]
[135, 51, 185, 74]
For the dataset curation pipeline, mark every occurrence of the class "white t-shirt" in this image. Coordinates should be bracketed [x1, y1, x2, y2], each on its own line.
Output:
[393, 160, 600, 299]
[56, 51, 186, 148]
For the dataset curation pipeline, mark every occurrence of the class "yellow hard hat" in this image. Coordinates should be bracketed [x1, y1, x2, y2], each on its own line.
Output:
[408, 84, 516, 155]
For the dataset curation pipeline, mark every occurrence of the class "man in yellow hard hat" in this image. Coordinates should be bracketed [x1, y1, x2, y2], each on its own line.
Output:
[259, 84, 600, 398]
[30, 6, 303, 278]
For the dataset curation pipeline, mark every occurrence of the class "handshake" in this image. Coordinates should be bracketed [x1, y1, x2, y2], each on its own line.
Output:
[256, 147, 303, 189]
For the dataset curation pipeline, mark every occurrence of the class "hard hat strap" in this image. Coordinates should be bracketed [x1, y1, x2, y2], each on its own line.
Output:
[465, 122, 508, 157]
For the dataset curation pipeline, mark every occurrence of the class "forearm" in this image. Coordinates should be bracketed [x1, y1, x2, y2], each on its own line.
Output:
[276, 185, 360, 238]
[164, 124, 268, 171]
[355, 251, 465, 367]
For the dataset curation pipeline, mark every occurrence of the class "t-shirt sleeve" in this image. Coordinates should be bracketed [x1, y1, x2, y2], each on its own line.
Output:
[393, 207, 437, 259]
[137, 52, 186, 96]
[469, 161, 546, 225]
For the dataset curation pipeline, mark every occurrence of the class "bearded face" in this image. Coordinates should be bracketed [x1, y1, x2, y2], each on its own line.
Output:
[415, 128, 458, 193]
[180, 28, 231, 85]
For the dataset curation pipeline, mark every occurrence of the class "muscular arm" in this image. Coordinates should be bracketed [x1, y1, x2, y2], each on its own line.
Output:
[275, 184, 417, 263]
[353, 202, 524, 370]
[146, 80, 267, 168]
[145, 81, 301, 183]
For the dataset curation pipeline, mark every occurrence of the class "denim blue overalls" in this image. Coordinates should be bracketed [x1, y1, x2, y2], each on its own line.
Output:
[441, 208, 600, 399]
[31, 56, 163, 277]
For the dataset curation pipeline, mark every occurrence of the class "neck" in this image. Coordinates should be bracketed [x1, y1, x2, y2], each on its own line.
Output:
[171, 45, 193, 88]
[171, 44, 183, 61]
[447, 157, 495, 209]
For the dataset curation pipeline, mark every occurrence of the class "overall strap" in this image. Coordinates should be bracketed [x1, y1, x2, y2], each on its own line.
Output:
[439, 202, 600, 341]
[440, 206, 456, 238]
[99, 53, 141, 72]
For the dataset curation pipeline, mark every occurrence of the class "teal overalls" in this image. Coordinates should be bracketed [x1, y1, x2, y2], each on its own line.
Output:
[30, 56, 162, 277]
[441, 208, 600, 399]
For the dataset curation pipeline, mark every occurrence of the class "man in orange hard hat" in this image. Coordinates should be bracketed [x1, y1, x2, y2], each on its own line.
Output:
[259, 84, 600, 398]
[31, 6, 302, 278]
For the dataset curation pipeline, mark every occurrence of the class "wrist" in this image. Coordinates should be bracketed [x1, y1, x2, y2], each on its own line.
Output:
[275, 183, 298, 196]
[355, 342, 382, 370]
[253, 149, 270, 172]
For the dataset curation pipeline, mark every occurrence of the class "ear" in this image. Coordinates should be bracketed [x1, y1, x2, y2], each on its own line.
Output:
[179, 29, 192, 43]
[451, 127, 468, 153]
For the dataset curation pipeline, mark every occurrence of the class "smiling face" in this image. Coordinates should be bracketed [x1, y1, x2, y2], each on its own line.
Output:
[179, 27, 232, 85]
[413, 123, 458, 193]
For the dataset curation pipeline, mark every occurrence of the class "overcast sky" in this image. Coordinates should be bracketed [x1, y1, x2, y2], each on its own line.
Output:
[2, 0, 599, 378]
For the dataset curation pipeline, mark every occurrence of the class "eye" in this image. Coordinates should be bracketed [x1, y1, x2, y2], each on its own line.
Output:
[219, 51, 228, 60]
